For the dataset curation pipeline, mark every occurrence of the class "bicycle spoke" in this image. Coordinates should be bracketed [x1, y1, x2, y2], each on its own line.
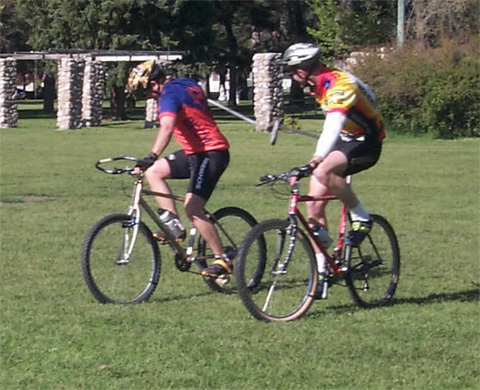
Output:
[196, 207, 264, 295]
[262, 277, 279, 312]
[82, 214, 161, 304]
[345, 214, 400, 307]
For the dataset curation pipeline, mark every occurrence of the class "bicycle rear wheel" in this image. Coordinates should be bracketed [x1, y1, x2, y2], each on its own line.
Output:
[235, 219, 317, 322]
[196, 207, 265, 294]
[81, 214, 161, 304]
[344, 214, 400, 308]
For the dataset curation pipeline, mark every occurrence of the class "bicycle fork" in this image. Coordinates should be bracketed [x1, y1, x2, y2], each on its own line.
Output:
[115, 179, 145, 265]
[262, 222, 297, 312]
[271, 222, 297, 276]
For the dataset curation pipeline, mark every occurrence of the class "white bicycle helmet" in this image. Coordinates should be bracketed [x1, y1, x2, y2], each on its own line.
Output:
[282, 43, 321, 67]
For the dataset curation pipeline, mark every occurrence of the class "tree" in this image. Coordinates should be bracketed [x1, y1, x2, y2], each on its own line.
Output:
[0, 0, 31, 53]
[15, 0, 285, 111]
[307, 0, 396, 64]
[16, 0, 173, 120]
[167, 0, 285, 106]
[405, 0, 479, 46]
[202, 0, 281, 106]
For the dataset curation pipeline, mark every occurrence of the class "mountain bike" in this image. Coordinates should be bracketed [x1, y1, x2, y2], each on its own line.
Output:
[81, 156, 265, 304]
[235, 165, 400, 322]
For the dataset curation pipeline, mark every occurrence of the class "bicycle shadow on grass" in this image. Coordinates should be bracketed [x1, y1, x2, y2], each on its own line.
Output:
[391, 287, 479, 306]
[149, 289, 217, 304]
[306, 286, 479, 319]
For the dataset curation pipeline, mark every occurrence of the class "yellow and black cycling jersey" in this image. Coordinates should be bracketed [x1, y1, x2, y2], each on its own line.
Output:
[314, 69, 385, 142]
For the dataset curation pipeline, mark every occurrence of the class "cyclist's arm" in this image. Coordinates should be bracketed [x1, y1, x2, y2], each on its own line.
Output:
[151, 115, 175, 157]
[310, 111, 346, 165]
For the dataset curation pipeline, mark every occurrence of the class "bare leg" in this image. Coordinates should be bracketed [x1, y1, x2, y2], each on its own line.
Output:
[312, 151, 359, 209]
[144, 158, 180, 217]
[307, 175, 329, 229]
[184, 193, 224, 256]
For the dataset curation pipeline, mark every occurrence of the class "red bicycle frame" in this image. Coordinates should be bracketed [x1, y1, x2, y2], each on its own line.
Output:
[287, 177, 352, 276]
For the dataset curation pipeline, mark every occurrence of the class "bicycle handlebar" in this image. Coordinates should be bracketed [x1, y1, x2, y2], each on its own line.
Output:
[95, 156, 141, 175]
[257, 164, 313, 186]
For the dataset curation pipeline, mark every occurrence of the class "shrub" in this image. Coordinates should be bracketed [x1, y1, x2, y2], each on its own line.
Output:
[351, 39, 479, 138]
[283, 115, 301, 129]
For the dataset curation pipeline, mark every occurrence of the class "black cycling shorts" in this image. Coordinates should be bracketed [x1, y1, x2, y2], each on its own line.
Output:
[164, 149, 230, 201]
[332, 135, 382, 176]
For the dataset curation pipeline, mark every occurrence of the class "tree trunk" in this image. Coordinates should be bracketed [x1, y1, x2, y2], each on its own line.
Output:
[228, 64, 237, 107]
[110, 85, 127, 120]
[287, 0, 309, 41]
[205, 73, 211, 98]
[215, 0, 238, 107]
[43, 74, 55, 113]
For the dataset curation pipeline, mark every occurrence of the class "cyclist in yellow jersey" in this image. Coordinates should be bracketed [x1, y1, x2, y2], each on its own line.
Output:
[282, 43, 385, 262]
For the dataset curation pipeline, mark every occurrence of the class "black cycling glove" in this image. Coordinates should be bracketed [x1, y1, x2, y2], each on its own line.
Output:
[289, 164, 313, 179]
[135, 152, 158, 170]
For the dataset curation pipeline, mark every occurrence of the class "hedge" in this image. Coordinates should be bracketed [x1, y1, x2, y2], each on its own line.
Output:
[351, 39, 479, 139]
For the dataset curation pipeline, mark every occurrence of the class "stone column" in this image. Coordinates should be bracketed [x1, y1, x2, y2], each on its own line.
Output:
[82, 59, 104, 127]
[252, 53, 284, 132]
[144, 97, 158, 128]
[57, 58, 85, 130]
[0, 59, 18, 128]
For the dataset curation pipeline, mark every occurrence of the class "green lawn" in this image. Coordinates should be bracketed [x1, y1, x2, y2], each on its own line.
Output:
[1, 103, 479, 389]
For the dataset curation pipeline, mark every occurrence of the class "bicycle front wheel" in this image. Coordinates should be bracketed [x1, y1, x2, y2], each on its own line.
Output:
[344, 214, 400, 308]
[81, 214, 161, 304]
[236, 219, 317, 322]
[197, 207, 265, 294]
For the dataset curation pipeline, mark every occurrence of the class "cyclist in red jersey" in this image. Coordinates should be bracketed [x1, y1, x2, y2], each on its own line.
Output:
[282, 43, 385, 296]
[132, 62, 233, 278]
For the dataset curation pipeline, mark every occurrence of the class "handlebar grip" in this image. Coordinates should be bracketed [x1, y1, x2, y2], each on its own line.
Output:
[289, 164, 313, 179]
[256, 165, 313, 186]
[95, 156, 140, 175]
[257, 174, 276, 186]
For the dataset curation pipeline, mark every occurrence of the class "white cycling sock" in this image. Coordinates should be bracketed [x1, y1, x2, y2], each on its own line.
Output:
[349, 202, 370, 222]
[215, 253, 230, 262]
[315, 253, 326, 274]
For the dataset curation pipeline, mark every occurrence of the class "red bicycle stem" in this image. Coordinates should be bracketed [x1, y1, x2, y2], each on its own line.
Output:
[287, 186, 347, 275]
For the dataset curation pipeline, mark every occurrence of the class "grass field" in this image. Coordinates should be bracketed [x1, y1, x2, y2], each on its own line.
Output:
[1, 102, 479, 389]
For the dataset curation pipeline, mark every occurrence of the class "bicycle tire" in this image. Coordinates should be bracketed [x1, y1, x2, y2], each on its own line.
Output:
[235, 219, 318, 322]
[81, 213, 161, 304]
[196, 207, 266, 294]
[344, 214, 400, 308]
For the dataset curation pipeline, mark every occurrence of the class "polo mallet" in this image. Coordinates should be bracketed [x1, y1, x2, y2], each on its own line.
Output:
[268, 118, 318, 145]
[207, 99, 318, 145]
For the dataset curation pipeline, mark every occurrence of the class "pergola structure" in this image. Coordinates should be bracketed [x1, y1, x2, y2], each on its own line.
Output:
[0, 49, 183, 63]
[0, 50, 183, 129]
[1, 50, 284, 134]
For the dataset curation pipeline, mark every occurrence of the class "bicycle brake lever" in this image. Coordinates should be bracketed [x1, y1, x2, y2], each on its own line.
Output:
[289, 165, 313, 179]
[257, 174, 275, 186]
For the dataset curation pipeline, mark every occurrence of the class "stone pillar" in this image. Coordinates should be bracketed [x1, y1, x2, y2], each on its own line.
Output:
[0, 59, 18, 128]
[82, 59, 104, 127]
[144, 98, 158, 128]
[57, 58, 85, 130]
[252, 53, 284, 132]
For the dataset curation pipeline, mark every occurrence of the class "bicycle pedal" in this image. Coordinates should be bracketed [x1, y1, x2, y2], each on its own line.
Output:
[214, 274, 230, 286]
[154, 236, 186, 245]
[153, 230, 186, 244]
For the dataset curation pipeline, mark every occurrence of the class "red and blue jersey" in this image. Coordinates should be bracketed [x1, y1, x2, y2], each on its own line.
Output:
[158, 78, 229, 154]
